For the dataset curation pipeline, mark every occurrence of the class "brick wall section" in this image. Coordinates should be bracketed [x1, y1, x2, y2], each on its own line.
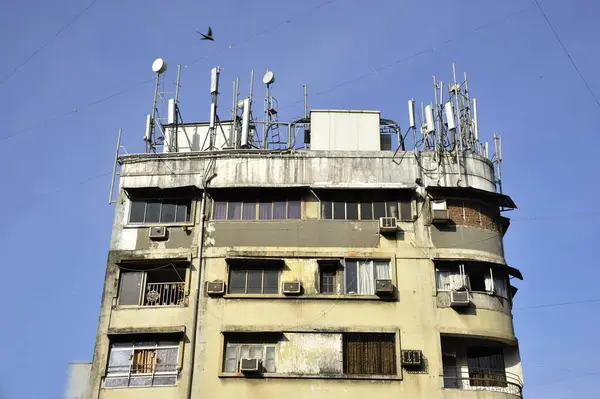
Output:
[447, 200, 500, 232]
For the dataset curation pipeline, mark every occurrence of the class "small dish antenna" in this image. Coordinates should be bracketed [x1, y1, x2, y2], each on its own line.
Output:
[152, 58, 168, 74]
[263, 70, 275, 85]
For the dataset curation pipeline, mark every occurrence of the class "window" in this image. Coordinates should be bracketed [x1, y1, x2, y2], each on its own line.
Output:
[212, 199, 301, 220]
[320, 195, 412, 221]
[228, 267, 279, 294]
[223, 342, 277, 373]
[105, 338, 179, 388]
[344, 260, 392, 295]
[343, 333, 397, 375]
[129, 199, 191, 224]
[467, 347, 507, 388]
[435, 263, 508, 298]
[320, 268, 336, 294]
[118, 263, 187, 307]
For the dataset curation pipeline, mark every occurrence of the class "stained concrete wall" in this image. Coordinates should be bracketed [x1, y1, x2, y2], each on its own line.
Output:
[430, 226, 504, 258]
[277, 333, 343, 375]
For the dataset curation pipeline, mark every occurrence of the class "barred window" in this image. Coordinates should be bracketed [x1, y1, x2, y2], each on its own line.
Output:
[343, 333, 397, 375]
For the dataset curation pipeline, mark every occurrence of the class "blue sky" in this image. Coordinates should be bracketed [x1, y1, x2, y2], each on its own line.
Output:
[0, 0, 598, 397]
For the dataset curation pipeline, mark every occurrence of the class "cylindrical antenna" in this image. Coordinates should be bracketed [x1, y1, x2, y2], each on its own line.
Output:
[444, 102, 456, 130]
[175, 65, 182, 104]
[249, 69, 254, 107]
[303, 84, 308, 119]
[472, 98, 479, 141]
[484, 142, 489, 158]
[408, 99, 416, 129]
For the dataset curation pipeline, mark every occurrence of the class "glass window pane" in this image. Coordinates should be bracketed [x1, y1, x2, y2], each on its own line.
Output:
[107, 347, 132, 375]
[224, 359, 238, 372]
[160, 202, 177, 223]
[273, 201, 286, 219]
[373, 201, 386, 219]
[246, 270, 262, 293]
[242, 202, 256, 220]
[400, 200, 412, 221]
[228, 269, 246, 293]
[213, 201, 227, 220]
[288, 200, 301, 219]
[249, 346, 263, 359]
[360, 202, 373, 220]
[345, 261, 358, 294]
[153, 376, 177, 386]
[104, 377, 129, 387]
[258, 202, 272, 220]
[263, 270, 279, 294]
[155, 348, 178, 373]
[346, 201, 359, 220]
[265, 346, 276, 372]
[322, 201, 332, 219]
[228, 202, 242, 220]
[333, 201, 345, 220]
[118, 271, 143, 306]
[175, 202, 190, 222]
[145, 202, 161, 223]
[129, 201, 146, 223]
[386, 201, 398, 218]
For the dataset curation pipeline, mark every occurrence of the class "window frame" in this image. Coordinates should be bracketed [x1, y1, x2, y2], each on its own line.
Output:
[342, 332, 398, 376]
[105, 339, 181, 388]
[223, 342, 277, 374]
[227, 267, 280, 295]
[343, 259, 392, 296]
[117, 263, 188, 308]
[126, 197, 194, 227]
[320, 199, 412, 221]
[212, 198, 302, 221]
[434, 264, 509, 299]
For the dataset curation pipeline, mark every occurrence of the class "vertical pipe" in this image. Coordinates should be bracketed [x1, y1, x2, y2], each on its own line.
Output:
[303, 84, 308, 119]
[108, 128, 122, 204]
[231, 80, 237, 148]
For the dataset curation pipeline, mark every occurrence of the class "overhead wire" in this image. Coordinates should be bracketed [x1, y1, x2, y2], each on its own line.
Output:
[533, 0, 600, 109]
[0, 0, 99, 85]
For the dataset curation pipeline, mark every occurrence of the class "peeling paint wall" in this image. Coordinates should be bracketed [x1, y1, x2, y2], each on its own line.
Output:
[277, 333, 343, 375]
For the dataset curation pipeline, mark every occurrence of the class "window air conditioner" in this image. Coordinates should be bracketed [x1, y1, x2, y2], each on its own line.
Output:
[379, 217, 398, 232]
[149, 226, 168, 240]
[450, 290, 470, 307]
[375, 279, 394, 294]
[240, 358, 261, 373]
[282, 281, 302, 295]
[431, 200, 450, 223]
[401, 350, 423, 367]
[206, 281, 225, 296]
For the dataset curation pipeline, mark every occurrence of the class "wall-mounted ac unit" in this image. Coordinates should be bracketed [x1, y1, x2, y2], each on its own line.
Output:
[375, 279, 394, 294]
[149, 226, 168, 240]
[282, 281, 301, 295]
[401, 350, 423, 366]
[379, 217, 398, 232]
[206, 281, 225, 296]
[450, 290, 470, 307]
[431, 200, 450, 223]
[240, 358, 261, 373]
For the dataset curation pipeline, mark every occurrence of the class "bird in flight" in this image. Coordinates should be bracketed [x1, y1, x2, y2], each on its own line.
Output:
[197, 27, 214, 41]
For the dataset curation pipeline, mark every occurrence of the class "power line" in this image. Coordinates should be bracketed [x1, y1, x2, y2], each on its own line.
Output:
[514, 298, 600, 310]
[0, 0, 99, 86]
[533, 0, 600, 109]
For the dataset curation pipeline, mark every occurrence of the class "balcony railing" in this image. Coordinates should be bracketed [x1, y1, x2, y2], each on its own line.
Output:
[443, 367, 523, 397]
[143, 282, 186, 306]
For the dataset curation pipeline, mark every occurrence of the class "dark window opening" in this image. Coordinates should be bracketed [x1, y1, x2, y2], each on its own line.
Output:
[129, 200, 191, 224]
[118, 263, 187, 307]
[343, 333, 396, 375]
[320, 268, 336, 294]
[468, 267, 488, 292]
[467, 347, 507, 388]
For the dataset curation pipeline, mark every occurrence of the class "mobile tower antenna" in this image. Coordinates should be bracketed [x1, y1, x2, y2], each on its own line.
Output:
[144, 58, 168, 153]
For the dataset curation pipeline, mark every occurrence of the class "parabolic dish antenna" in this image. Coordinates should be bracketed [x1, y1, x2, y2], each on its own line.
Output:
[152, 58, 168, 74]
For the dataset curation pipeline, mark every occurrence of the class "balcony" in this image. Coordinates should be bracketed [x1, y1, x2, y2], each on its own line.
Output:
[442, 367, 523, 397]
[143, 282, 185, 306]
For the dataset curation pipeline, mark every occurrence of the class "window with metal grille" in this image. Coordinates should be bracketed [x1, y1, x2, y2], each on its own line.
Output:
[318, 190, 412, 221]
[212, 195, 301, 220]
[343, 333, 397, 375]
[117, 262, 187, 307]
[129, 199, 191, 224]
[105, 338, 179, 388]
[467, 347, 508, 388]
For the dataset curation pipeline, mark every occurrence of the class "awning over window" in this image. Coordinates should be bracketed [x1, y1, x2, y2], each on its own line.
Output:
[124, 185, 202, 198]
[107, 325, 186, 336]
[225, 257, 285, 268]
[426, 186, 517, 209]
[433, 258, 523, 280]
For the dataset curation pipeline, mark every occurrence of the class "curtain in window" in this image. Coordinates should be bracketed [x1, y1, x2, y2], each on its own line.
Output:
[213, 201, 227, 219]
[343, 333, 396, 375]
[375, 261, 391, 280]
[436, 268, 464, 290]
[484, 269, 494, 292]
[228, 202, 242, 220]
[242, 202, 256, 220]
[358, 260, 375, 295]
[258, 202, 272, 220]
[493, 272, 508, 298]
[273, 201, 286, 219]
[287, 200, 301, 219]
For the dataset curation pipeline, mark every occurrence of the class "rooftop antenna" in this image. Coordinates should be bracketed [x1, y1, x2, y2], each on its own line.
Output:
[203, 66, 229, 150]
[164, 65, 182, 153]
[493, 134, 503, 194]
[144, 58, 168, 153]
[263, 70, 281, 149]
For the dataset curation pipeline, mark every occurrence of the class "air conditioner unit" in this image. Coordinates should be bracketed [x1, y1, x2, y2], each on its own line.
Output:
[149, 226, 168, 240]
[379, 217, 398, 232]
[375, 279, 394, 294]
[431, 200, 450, 223]
[401, 350, 423, 367]
[450, 290, 470, 307]
[282, 281, 301, 295]
[240, 358, 261, 373]
[206, 281, 225, 296]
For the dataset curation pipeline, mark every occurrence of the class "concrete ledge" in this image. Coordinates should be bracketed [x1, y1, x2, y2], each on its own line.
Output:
[218, 372, 402, 381]
[107, 325, 186, 335]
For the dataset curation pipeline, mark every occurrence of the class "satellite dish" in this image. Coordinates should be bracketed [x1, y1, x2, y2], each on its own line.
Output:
[263, 70, 275, 85]
[152, 58, 167, 74]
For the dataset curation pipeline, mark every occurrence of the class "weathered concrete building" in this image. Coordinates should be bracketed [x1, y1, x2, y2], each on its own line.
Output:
[82, 90, 524, 398]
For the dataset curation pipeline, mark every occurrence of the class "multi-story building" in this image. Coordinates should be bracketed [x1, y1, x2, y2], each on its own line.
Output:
[82, 67, 524, 399]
